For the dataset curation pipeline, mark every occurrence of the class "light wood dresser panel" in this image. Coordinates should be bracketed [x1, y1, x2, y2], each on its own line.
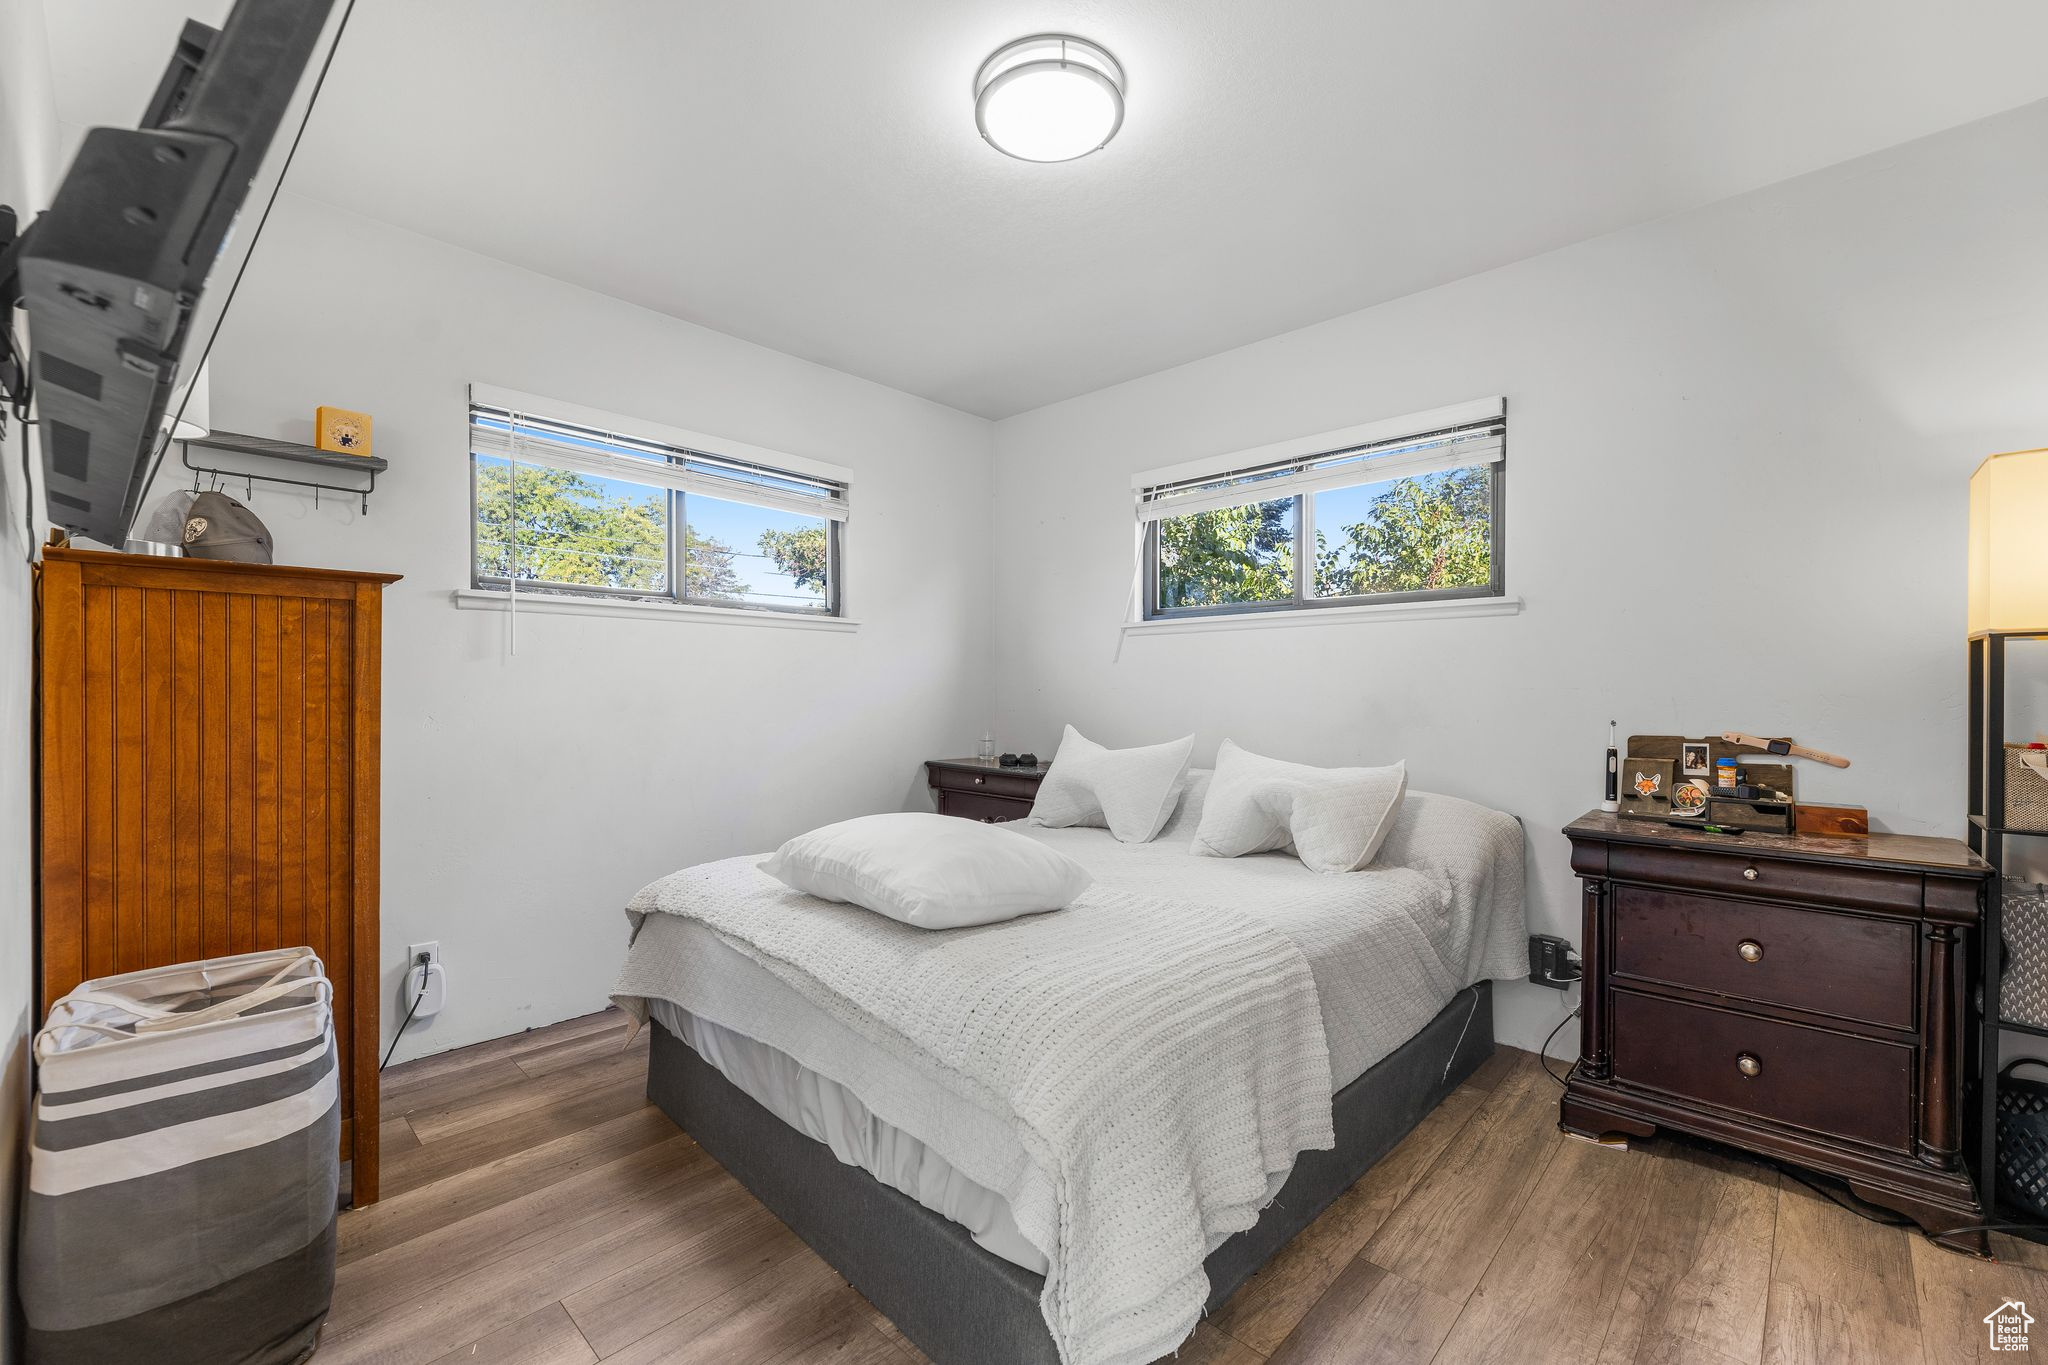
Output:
[36, 547, 400, 1205]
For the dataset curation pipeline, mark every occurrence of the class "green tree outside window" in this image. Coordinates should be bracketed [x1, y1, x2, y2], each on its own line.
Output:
[1314, 467, 1492, 597]
[1154, 466, 1492, 611]
[475, 461, 746, 598]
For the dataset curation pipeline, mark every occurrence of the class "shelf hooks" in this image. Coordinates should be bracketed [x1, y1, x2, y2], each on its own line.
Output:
[178, 431, 385, 514]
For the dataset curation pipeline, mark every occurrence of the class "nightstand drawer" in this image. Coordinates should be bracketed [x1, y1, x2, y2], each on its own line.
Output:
[928, 767, 1045, 802]
[1607, 841, 1923, 913]
[1612, 992, 1913, 1152]
[936, 791, 1032, 823]
[1612, 886, 1916, 1029]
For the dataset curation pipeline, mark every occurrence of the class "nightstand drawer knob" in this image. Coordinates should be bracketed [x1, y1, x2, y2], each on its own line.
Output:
[974, 776, 986, 785]
[1736, 1052, 1762, 1078]
[1737, 940, 1763, 963]
[1742, 866, 1759, 881]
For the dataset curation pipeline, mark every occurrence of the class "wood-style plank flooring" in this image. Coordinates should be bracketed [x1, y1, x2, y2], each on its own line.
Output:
[320, 1009, 2044, 1365]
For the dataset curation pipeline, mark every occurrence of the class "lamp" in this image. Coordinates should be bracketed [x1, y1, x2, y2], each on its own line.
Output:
[167, 362, 211, 441]
[1969, 448, 2048, 634]
[974, 35, 1125, 163]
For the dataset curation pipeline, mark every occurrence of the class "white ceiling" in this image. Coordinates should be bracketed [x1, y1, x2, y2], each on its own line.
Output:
[44, 1, 2048, 418]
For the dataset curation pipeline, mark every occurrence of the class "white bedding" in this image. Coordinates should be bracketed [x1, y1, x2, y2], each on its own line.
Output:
[1025, 776, 1527, 1088]
[612, 774, 1525, 1364]
[648, 993, 1050, 1270]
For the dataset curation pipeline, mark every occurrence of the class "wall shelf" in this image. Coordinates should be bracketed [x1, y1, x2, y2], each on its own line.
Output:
[182, 430, 386, 512]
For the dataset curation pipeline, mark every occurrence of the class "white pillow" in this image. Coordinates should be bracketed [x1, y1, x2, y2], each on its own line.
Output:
[1027, 725, 1194, 843]
[760, 813, 1091, 930]
[1192, 740, 1408, 874]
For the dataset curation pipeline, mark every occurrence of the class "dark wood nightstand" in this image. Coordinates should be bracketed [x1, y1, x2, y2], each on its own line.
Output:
[925, 758, 1050, 823]
[1560, 811, 1991, 1253]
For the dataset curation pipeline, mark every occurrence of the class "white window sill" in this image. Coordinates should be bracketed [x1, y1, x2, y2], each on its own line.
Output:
[449, 588, 860, 632]
[1123, 594, 1522, 636]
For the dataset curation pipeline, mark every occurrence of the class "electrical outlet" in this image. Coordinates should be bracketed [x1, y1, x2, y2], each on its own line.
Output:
[403, 942, 448, 1019]
[1528, 934, 1582, 990]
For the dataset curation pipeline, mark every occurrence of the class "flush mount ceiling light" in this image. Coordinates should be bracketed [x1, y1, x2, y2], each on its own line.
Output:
[974, 34, 1125, 163]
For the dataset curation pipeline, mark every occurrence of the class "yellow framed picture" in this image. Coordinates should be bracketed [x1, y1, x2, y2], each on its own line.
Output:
[315, 406, 373, 458]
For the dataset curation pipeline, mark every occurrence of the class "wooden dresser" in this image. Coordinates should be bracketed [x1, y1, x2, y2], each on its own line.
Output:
[1561, 811, 1990, 1252]
[37, 547, 399, 1205]
[924, 758, 1050, 823]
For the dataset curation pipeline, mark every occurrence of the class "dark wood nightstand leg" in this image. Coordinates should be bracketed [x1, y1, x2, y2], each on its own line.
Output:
[1559, 1083, 1656, 1144]
[1918, 923, 1962, 1172]
[1579, 877, 1610, 1081]
[1929, 1227, 1994, 1259]
[1842, 1180, 1991, 1259]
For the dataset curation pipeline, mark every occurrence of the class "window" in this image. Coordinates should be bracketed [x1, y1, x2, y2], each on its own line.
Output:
[468, 389, 848, 616]
[1136, 398, 1504, 619]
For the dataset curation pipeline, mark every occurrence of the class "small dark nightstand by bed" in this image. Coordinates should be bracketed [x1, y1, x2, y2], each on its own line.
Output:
[925, 757, 1050, 823]
[1561, 810, 1992, 1254]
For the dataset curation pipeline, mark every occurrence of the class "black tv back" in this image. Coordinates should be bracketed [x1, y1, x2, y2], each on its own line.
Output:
[12, 0, 335, 546]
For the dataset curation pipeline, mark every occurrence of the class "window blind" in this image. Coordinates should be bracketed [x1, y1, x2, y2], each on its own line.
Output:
[1134, 398, 1504, 524]
[468, 404, 850, 522]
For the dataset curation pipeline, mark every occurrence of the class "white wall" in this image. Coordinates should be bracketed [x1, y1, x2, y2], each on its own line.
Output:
[0, 0, 58, 1355]
[989, 100, 2048, 1055]
[135, 195, 995, 1063]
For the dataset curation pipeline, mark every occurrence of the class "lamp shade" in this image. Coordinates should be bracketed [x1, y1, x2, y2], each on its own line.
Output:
[1968, 447, 2048, 634]
[167, 362, 210, 440]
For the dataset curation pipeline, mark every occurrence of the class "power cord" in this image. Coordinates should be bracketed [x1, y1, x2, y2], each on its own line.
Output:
[2, 319, 38, 560]
[1768, 1161, 1914, 1227]
[13, 412, 33, 563]
[1717, 1142, 2028, 1243]
[378, 951, 431, 1072]
[1773, 1169, 2044, 1240]
[1539, 1005, 1580, 1089]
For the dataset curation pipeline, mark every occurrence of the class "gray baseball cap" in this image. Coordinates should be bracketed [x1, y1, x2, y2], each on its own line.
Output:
[182, 491, 274, 564]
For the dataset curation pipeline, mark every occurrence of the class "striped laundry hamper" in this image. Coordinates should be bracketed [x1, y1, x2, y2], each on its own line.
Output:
[20, 947, 341, 1365]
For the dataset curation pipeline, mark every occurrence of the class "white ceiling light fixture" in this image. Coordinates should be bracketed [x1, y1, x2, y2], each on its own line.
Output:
[974, 34, 1125, 164]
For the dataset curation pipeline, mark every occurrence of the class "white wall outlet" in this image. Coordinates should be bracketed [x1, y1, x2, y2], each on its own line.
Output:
[404, 942, 447, 1019]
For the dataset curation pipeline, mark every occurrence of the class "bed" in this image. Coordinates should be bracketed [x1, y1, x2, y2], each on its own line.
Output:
[613, 771, 1526, 1365]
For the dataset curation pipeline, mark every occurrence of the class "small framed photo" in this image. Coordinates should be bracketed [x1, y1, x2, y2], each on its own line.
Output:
[1680, 742, 1712, 777]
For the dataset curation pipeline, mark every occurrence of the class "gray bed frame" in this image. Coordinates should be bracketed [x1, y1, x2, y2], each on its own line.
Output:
[645, 980, 1493, 1365]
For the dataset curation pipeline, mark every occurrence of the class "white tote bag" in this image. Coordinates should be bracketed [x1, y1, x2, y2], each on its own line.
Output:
[23, 947, 342, 1365]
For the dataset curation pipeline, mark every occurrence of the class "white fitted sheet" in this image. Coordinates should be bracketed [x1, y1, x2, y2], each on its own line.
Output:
[649, 993, 1050, 1272]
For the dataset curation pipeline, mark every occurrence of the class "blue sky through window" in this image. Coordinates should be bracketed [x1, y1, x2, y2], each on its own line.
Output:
[687, 495, 828, 605]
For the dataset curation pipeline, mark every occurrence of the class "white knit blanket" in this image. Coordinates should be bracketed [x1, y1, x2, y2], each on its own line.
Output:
[616, 856, 1333, 1365]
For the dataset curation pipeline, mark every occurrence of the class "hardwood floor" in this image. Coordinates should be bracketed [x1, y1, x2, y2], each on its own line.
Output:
[321, 1009, 2041, 1365]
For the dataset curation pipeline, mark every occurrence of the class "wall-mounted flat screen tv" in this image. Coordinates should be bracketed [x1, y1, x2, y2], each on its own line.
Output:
[12, 0, 346, 547]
